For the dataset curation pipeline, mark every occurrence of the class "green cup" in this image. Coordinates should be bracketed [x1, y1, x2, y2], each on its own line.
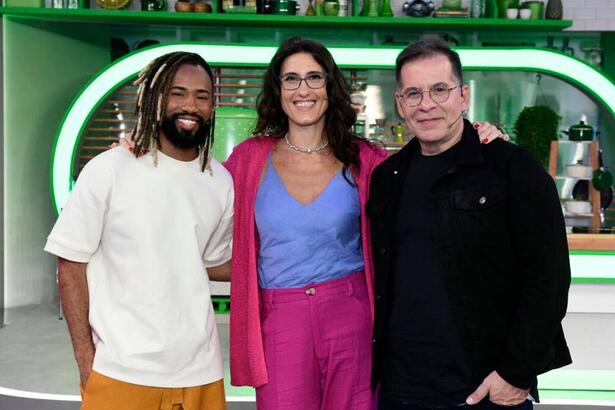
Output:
[497, 0, 518, 17]
[521, 0, 543, 19]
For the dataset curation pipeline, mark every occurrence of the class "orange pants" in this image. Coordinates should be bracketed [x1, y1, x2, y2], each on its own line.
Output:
[80, 370, 227, 410]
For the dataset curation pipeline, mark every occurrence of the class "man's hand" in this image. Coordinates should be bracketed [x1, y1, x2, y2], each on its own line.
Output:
[77, 350, 95, 387]
[57, 257, 96, 387]
[466, 370, 529, 406]
[474, 122, 510, 144]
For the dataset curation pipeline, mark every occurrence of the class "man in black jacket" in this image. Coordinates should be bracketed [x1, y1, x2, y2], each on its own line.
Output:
[367, 39, 572, 410]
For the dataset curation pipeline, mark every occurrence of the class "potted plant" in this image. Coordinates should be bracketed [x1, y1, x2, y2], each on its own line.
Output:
[513, 105, 560, 168]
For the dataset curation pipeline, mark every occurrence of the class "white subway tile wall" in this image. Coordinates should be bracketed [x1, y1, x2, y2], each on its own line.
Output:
[563, 0, 615, 31]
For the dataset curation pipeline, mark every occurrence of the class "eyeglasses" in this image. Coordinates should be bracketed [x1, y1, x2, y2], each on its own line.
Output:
[279, 72, 328, 91]
[398, 84, 462, 107]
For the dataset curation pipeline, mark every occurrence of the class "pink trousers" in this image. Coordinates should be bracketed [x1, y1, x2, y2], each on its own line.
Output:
[256, 271, 376, 410]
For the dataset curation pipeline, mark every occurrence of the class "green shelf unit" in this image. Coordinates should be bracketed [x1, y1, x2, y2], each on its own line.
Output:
[0, 7, 573, 31]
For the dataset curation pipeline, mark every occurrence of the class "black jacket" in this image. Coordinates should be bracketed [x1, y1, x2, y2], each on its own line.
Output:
[367, 120, 572, 396]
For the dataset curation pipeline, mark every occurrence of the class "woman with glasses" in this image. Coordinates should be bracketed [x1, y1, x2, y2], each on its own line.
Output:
[225, 36, 385, 410]
[224, 37, 506, 409]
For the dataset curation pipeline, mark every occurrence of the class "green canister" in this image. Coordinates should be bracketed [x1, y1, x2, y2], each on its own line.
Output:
[521, 0, 544, 19]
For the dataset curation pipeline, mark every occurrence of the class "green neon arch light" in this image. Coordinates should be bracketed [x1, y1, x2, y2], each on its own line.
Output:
[51, 43, 615, 215]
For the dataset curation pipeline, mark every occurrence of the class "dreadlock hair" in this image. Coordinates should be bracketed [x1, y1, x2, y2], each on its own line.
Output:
[254, 37, 362, 178]
[132, 51, 215, 172]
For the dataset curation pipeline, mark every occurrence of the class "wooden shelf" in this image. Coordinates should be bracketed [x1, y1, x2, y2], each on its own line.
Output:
[0, 7, 573, 30]
[549, 140, 601, 231]
[567, 234, 615, 251]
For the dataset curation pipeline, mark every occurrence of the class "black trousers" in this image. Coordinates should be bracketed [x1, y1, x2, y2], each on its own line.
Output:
[379, 398, 533, 410]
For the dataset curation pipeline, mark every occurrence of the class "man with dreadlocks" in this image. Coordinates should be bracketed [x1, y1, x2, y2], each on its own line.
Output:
[45, 52, 233, 410]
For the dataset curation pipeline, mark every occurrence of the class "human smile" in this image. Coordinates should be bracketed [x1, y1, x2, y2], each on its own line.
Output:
[293, 100, 316, 109]
[417, 117, 443, 126]
[176, 115, 200, 131]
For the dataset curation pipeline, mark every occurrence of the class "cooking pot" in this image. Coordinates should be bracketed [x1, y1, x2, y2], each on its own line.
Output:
[562, 120, 595, 141]
[272, 0, 299, 14]
[402, 0, 435, 17]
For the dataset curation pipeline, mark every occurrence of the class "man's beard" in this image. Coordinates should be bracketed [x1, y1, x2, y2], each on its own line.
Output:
[160, 113, 211, 150]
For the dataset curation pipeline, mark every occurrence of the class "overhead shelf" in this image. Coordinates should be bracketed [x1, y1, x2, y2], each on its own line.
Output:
[0, 7, 573, 31]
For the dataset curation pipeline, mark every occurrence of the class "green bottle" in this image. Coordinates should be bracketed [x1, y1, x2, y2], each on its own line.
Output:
[486, 0, 498, 17]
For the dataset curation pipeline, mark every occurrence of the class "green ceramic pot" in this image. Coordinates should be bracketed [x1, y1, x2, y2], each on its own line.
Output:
[272, 0, 297, 14]
[593, 168, 614, 192]
[322, 0, 339, 15]
[521, 0, 543, 19]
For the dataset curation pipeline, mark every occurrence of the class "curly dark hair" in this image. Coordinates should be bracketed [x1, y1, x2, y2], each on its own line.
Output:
[254, 37, 362, 175]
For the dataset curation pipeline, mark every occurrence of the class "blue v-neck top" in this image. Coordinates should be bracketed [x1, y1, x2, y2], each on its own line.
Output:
[255, 154, 364, 289]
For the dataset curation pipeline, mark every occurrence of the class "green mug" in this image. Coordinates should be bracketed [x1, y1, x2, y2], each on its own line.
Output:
[521, 0, 543, 19]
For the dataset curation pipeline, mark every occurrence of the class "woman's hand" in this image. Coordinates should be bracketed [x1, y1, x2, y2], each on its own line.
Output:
[111, 135, 143, 156]
[473, 121, 510, 144]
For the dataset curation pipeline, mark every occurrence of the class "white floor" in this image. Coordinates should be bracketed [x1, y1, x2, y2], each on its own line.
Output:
[0, 304, 255, 409]
[2, 294, 615, 410]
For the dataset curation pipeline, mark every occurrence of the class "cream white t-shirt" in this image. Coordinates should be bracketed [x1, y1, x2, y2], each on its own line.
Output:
[45, 147, 233, 388]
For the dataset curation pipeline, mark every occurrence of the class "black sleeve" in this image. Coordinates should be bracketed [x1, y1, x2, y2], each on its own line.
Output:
[496, 147, 571, 389]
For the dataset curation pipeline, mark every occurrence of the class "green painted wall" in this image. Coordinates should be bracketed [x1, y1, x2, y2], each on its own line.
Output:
[3, 17, 109, 308]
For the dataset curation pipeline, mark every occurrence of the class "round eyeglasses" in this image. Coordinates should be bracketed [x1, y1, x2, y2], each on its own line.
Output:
[279, 72, 328, 91]
[399, 84, 462, 107]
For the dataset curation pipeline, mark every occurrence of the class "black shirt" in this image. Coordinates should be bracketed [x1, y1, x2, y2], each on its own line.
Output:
[382, 143, 473, 407]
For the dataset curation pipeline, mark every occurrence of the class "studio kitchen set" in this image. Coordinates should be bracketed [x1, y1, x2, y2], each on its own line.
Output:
[1, 0, 615, 404]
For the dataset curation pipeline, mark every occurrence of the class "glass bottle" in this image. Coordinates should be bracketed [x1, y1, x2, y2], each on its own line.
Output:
[470, 0, 485, 17]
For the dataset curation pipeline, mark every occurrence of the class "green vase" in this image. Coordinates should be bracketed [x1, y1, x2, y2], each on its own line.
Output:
[545, 0, 562, 19]
[378, 0, 392, 16]
[306, 0, 316, 15]
[486, 0, 498, 17]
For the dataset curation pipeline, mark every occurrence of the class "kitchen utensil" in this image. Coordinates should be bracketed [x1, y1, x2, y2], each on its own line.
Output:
[401, 0, 435, 17]
[593, 168, 613, 192]
[323, 0, 339, 15]
[96, 0, 130, 9]
[390, 123, 407, 144]
[271, 0, 297, 15]
[141, 0, 166, 10]
[272, 0, 298, 14]
[562, 119, 594, 141]
[520, 0, 543, 19]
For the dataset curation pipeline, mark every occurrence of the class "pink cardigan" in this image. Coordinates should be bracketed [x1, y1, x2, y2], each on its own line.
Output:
[224, 136, 387, 388]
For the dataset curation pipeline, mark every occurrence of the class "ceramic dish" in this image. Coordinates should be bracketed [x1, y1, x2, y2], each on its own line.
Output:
[565, 200, 592, 214]
[566, 163, 593, 179]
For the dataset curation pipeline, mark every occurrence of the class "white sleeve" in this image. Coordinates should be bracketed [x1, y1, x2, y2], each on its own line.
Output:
[44, 156, 112, 263]
[202, 181, 234, 268]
